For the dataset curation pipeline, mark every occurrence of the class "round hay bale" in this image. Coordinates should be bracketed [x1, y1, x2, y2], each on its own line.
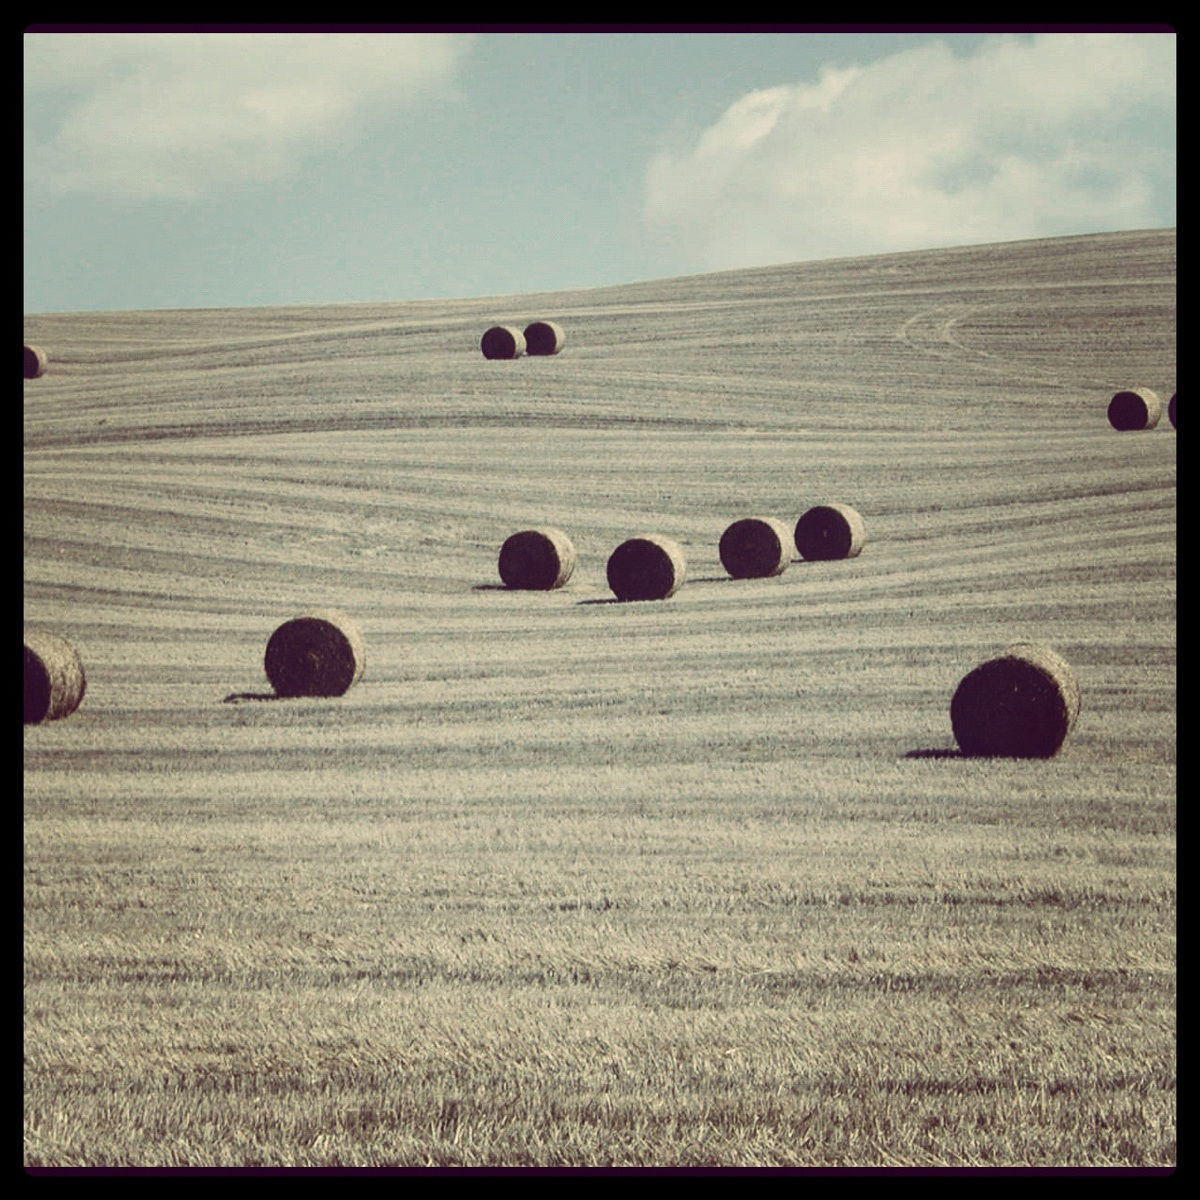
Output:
[24, 631, 86, 724]
[950, 642, 1080, 758]
[498, 527, 577, 590]
[24, 344, 47, 379]
[480, 325, 526, 360]
[264, 609, 365, 698]
[1107, 388, 1162, 431]
[1168, 393, 1176, 429]
[606, 534, 686, 602]
[523, 320, 566, 356]
[794, 503, 866, 561]
[719, 516, 791, 579]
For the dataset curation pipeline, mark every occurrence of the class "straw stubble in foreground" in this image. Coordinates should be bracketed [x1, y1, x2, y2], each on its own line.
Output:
[23, 782, 1174, 1168]
[23, 229, 1175, 1168]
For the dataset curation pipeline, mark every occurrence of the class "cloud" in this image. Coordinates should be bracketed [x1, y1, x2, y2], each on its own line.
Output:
[643, 33, 1176, 270]
[24, 32, 474, 200]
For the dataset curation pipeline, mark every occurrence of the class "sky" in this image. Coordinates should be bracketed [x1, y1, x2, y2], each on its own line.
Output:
[24, 26, 1176, 315]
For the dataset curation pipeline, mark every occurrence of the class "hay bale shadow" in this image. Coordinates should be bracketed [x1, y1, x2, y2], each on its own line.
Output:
[905, 748, 966, 759]
[223, 691, 284, 703]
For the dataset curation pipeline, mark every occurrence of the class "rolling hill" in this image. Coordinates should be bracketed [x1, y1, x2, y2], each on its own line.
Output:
[23, 227, 1176, 1169]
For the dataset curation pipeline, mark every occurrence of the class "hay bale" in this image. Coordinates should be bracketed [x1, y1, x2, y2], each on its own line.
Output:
[480, 325, 526, 360]
[523, 320, 566, 356]
[950, 642, 1081, 758]
[1168, 393, 1176, 429]
[498, 527, 577, 590]
[1107, 388, 1162, 431]
[794, 503, 866, 561]
[24, 631, 86, 724]
[264, 609, 365, 698]
[24, 344, 47, 379]
[719, 516, 791, 579]
[606, 534, 686, 602]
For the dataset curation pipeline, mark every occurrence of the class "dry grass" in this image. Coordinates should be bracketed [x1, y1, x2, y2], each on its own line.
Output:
[23, 787, 1175, 1167]
[23, 228, 1175, 1168]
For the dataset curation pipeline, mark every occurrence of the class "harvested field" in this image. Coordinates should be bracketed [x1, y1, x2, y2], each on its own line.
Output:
[23, 229, 1175, 1169]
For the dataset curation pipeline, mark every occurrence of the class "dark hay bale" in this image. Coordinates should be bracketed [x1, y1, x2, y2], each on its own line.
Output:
[264, 609, 365, 698]
[523, 320, 566, 356]
[480, 326, 526, 360]
[24, 630, 86, 724]
[606, 534, 687, 602]
[794, 503, 867, 561]
[1107, 388, 1162, 431]
[24, 344, 47, 379]
[950, 642, 1081, 758]
[498, 527, 577, 590]
[1168, 393, 1176, 429]
[719, 516, 791, 579]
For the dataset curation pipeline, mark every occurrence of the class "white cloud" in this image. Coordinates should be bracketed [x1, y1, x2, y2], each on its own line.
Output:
[643, 33, 1176, 270]
[24, 32, 474, 200]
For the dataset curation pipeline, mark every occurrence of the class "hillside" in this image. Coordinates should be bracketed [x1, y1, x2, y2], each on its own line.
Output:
[23, 228, 1176, 1169]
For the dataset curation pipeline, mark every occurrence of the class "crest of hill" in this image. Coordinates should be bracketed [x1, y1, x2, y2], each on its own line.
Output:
[23, 226, 1175, 449]
[25, 228, 1175, 327]
[518, 227, 1177, 310]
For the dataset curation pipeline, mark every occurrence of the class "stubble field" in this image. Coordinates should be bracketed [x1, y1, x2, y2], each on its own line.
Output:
[23, 228, 1175, 1169]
